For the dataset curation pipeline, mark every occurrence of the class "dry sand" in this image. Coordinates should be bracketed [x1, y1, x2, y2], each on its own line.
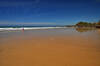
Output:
[0, 29, 100, 66]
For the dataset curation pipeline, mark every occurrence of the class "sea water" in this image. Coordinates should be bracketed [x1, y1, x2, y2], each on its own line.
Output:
[0, 25, 65, 31]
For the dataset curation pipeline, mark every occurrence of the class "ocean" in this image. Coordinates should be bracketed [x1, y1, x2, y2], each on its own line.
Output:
[0, 25, 66, 31]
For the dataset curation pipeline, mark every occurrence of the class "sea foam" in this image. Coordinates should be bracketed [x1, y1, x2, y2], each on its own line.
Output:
[0, 27, 65, 31]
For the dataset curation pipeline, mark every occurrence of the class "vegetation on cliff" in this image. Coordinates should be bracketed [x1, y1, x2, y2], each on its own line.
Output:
[76, 20, 100, 27]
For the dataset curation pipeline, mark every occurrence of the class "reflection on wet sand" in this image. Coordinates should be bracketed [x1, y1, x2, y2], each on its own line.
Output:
[0, 28, 100, 66]
[97, 29, 100, 33]
[75, 27, 96, 32]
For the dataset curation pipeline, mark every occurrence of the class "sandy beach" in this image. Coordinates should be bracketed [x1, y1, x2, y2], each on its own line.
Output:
[0, 28, 100, 66]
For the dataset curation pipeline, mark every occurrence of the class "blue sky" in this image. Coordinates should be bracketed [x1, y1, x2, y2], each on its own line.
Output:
[0, 0, 100, 25]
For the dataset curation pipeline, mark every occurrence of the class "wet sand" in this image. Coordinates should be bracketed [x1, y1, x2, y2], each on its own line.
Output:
[0, 28, 100, 66]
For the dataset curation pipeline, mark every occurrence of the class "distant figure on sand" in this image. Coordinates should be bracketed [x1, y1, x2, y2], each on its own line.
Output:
[22, 27, 24, 31]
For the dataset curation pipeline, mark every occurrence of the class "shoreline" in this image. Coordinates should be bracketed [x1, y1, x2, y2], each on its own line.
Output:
[0, 27, 66, 31]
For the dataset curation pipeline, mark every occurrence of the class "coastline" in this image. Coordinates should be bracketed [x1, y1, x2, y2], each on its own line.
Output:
[0, 26, 66, 31]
